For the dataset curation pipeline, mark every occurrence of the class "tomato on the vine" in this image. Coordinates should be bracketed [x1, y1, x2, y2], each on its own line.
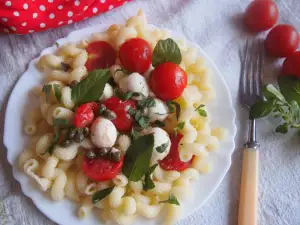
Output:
[244, 0, 278, 32]
[102, 97, 136, 132]
[281, 51, 300, 77]
[119, 38, 152, 74]
[150, 62, 187, 101]
[85, 41, 117, 71]
[265, 24, 299, 58]
[82, 154, 124, 181]
[159, 133, 193, 171]
[74, 102, 98, 128]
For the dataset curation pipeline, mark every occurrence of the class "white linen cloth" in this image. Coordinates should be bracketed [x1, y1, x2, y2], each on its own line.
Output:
[1, 0, 300, 224]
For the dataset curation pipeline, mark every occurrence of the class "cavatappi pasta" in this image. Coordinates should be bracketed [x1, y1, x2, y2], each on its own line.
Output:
[18, 10, 227, 225]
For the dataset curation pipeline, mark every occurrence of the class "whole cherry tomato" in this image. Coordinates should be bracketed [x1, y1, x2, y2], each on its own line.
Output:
[265, 24, 299, 58]
[102, 97, 136, 132]
[85, 41, 117, 71]
[244, 0, 278, 32]
[119, 38, 152, 74]
[281, 51, 300, 77]
[74, 102, 98, 128]
[150, 62, 187, 101]
[159, 133, 193, 171]
[82, 154, 124, 181]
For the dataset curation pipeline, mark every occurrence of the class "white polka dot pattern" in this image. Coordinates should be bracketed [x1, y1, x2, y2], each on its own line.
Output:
[39, 5, 46, 11]
[93, 8, 98, 13]
[33, 13, 38, 19]
[49, 13, 55, 19]
[5, 1, 11, 7]
[40, 23, 46, 28]
[74, 1, 80, 6]
[2, 18, 8, 22]
[13, 11, 19, 17]
[23, 4, 28, 10]
[67, 11, 73, 17]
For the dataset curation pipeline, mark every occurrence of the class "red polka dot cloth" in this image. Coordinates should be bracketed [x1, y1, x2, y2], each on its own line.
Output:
[0, 0, 131, 34]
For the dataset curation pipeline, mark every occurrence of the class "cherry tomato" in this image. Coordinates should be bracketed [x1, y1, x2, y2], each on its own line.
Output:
[265, 24, 299, 58]
[85, 41, 117, 71]
[159, 133, 193, 171]
[82, 155, 124, 181]
[74, 102, 98, 128]
[103, 97, 136, 132]
[244, 0, 278, 32]
[150, 62, 187, 101]
[119, 38, 152, 74]
[281, 51, 300, 77]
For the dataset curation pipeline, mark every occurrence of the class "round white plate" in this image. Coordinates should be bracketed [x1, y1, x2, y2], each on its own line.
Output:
[4, 24, 237, 225]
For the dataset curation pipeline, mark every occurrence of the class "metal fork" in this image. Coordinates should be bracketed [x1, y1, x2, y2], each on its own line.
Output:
[238, 40, 264, 225]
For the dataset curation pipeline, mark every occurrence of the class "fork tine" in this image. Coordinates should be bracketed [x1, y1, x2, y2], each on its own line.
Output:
[240, 40, 249, 96]
[247, 40, 256, 95]
[258, 40, 265, 98]
[253, 39, 260, 96]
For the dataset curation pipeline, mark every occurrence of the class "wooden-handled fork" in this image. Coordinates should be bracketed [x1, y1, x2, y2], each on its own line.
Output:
[238, 40, 264, 225]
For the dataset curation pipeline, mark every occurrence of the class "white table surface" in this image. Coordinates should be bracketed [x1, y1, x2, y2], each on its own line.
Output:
[1, 0, 300, 224]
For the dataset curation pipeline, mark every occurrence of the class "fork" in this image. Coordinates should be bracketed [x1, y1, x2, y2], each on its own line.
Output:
[238, 40, 264, 225]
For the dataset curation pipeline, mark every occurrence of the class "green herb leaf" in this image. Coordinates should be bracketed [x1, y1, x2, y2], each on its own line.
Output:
[53, 84, 62, 103]
[195, 104, 207, 117]
[137, 97, 156, 109]
[156, 142, 169, 153]
[131, 127, 141, 141]
[159, 193, 180, 206]
[42, 84, 52, 103]
[249, 100, 274, 119]
[53, 118, 70, 128]
[263, 84, 286, 102]
[55, 42, 59, 48]
[167, 101, 181, 121]
[152, 38, 182, 67]
[143, 164, 158, 191]
[275, 123, 288, 134]
[176, 122, 185, 130]
[92, 187, 114, 204]
[122, 134, 155, 182]
[71, 69, 111, 106]
[128, 107, 136, 116]
[41, 129, 61, 155]
[138, 116, 149, 129]
[278, 76, 300, 104]
[153, 120, 165, 127]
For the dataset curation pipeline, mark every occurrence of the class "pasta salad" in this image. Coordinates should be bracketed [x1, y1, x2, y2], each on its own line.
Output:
[18, 10, 227, 225]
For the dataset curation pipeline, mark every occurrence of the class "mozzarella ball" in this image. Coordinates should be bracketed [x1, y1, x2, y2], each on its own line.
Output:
[143, 127, 171, 164]
[99, 83, 113, 101]
[147, 98, 169, 122]
[119, 73, 149, 98]
[90, 117, 117, 148]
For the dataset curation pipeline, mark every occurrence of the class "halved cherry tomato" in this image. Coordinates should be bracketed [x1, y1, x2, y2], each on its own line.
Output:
[74, 102, 98, 128]
[150, 62, 187, 101]
[159, 133, 193, 171]
[244, 0, 278, 32]
[119, 38, 152, 74]
[103, 97, 136, 132]
[85, 41, 117, 71]
[282, 51, 300, 77]
[82, 155, 124, 181]
[265, 24, 299, 58]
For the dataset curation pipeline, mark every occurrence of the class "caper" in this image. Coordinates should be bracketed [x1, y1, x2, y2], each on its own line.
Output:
[110, 148, 121, 162]
[83, 127, 89, 137]
[74, 130, 84, 143]
[98, 147, 109, 157]
[98, 104, 106, 115]
[68, 128, 77, 140]
[60, 139, 72, 147]
[103, 109, 117, 120]
[86, 150, 96, 159]
[69, 80, 78, 89]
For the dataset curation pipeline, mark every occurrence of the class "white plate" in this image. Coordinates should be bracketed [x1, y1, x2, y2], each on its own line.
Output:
[3, 24, 237, 225]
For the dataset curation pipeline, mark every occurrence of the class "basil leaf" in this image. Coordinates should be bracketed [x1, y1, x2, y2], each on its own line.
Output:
[71, 69, 111, 106]
[167, 101, 181, 121]
[177, 122, 185, 130]
[131, 127, 141, 141]
[152, 38, 182, 67]
[195, 104, 207, 117]
[156, 142, 169, 153]
[92, 187, 114, 204]
[153, 120, 165, 128]
[159, 193, 180, 206]
[128, 107, 136, 116]
[53, 118, 70, 128]
[249, 100, 274, 119]
[42, 84, 52, 103]
[138, 116, 149, 129]
[263, 84, 286, 102]
[275, 123, 288, 134]
[122, 134, 155, 182]
[53, 84, 62, 103]
[278, 76, 300, 104]
[61, 62, 71, 72]
[41, 129, 61, 155]
[143, 164, 158, 191]
[137, 97, 156, 109]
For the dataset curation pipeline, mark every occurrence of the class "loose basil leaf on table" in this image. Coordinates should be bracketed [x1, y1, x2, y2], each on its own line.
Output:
[92, 186, 114, 204]
[249, 100, 274, 119]
[275, 123, 289, 134]
[278, 76, 300, 104]
[122, 134, 154, 182]
[159, 193, 180, 206]
[71, 69, 111, 106]
[263, 84, 286, 103]
[152, 38, 182, 67]
[143, 164, 158, 191]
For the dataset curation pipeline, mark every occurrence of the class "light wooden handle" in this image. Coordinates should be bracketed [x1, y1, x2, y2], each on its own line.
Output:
[238, 148, 258, 225]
